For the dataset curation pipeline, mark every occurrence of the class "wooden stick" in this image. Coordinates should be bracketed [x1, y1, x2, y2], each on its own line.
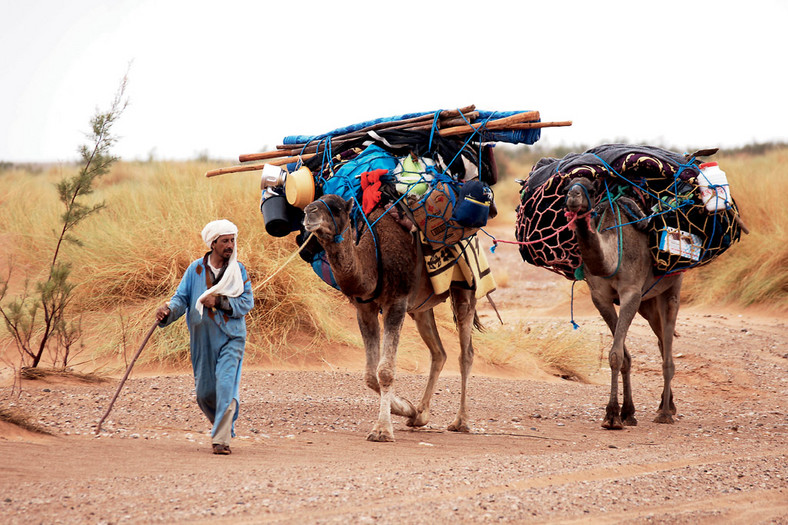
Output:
[206, 153, 317, 177]
[206, 163, 267, 177]
[95, 320, 158, 434]
[436, 111, 540, 137]
[498, 120, 573, 130]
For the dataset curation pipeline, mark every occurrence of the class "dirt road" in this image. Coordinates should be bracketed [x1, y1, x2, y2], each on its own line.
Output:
[2, 224, 787, 524]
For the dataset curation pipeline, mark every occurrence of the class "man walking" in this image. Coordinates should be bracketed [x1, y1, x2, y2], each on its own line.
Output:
[156, 219, 254, 455]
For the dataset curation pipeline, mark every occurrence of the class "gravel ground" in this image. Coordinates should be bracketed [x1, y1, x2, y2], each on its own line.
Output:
[1, 224, 787, 524]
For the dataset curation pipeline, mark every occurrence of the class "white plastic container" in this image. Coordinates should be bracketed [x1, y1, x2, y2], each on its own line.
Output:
[697, 162, 731, 212]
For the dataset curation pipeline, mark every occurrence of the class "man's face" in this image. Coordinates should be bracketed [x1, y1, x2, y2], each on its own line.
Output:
[212, 234, 235, 262]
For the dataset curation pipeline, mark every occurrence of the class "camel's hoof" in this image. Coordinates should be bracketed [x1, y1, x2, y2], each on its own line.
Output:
[366, 429, 395, 442]
[602, 417, 624, 430]
[447, 421, 470, 433]
[653, 413, 675, 424]
[406, 412, 429, 428]
[623, 416, 638, 426]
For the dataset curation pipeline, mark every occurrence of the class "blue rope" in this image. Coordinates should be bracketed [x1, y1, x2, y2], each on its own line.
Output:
[354, 197, 379, 255]
[440, 113, 496, 179]
[565, 180, 593, 211]
[428, 110, 441, 151]
[591, 154, 662, 202]
[598, 178, 623, 279]
[570, 281, 580, 330]
[478, 227, 498, 252]
[316, 198, 348, 243]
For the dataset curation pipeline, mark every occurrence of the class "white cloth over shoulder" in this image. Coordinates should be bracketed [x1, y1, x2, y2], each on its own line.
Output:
[196, 219, 245, 316]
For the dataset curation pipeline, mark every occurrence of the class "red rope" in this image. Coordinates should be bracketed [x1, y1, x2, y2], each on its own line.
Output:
[491, 210, 591, 249]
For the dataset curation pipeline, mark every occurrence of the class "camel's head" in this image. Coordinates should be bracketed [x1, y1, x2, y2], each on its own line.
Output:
[565, 177, 598, 214]
[303, 194, 353, 244]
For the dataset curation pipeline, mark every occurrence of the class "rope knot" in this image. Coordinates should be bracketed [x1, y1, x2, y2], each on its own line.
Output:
[564, 211, 578, 231]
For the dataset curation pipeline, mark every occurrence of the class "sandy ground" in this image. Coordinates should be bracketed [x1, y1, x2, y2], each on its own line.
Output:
[1, 222, 787, 524]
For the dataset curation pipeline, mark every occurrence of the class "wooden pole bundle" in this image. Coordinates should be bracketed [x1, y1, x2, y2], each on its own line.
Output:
[273, 105, 477, 151]
[205, 108, 572, 178]
[239, 105, 478, 163]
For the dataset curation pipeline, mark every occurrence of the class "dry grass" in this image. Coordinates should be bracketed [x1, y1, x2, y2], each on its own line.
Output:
[681, 148, 788, 310]
[1, 147, 785, 377]
[0, 161, 353, 369]
[474, 319, 603, 382]
[19, 367, 106, 383]
[0, 406, 52, 435]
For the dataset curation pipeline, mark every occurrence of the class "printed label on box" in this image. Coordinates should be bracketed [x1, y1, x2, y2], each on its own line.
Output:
[658, 227, 702, 261]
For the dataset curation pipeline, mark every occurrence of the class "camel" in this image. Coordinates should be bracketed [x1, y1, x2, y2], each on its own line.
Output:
[303, 194, 479, 442]
[565, 177, 682, 429]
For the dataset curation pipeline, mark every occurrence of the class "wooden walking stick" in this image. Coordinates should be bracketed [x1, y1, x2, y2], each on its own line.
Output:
[95, 319, 159, 434]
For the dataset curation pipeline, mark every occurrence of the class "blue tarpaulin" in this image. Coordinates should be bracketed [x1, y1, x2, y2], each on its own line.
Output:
[283, 109, 541, 147]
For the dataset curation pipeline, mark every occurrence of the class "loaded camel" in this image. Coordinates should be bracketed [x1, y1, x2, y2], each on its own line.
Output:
[565, 177, 682, 429]
[303, 194, 480, 442]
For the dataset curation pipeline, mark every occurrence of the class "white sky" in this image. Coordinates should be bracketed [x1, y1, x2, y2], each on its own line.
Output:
[1, 0, 786, 163]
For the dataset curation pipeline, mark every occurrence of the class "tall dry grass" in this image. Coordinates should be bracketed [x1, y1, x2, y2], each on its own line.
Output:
[0, 161, 351, 369]
[2, 146, 784, 378]
[681, 148, 788, 310]
[473, 319, 604, 382]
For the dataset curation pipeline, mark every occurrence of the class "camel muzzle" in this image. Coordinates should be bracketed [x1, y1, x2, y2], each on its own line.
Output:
[565, 179, 595, 214]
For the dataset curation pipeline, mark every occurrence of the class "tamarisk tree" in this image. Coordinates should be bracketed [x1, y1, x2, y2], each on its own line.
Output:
[0, 76, 128, 369]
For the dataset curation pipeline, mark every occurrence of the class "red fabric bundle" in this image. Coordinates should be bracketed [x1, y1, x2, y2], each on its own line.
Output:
[360, 168, 388, 214]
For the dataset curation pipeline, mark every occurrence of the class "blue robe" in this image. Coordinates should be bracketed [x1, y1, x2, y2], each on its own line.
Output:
[160, 254, 254, 439]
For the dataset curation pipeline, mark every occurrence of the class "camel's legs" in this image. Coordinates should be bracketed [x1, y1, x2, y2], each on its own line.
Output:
[447, 288, 476, 433]
[367, 300, 411, 442]
[594, 297, 637, 426]
[357, 304, 381, 395]
[407, 309, 447, 427]
[652, 287, 680, 423]
[600, 286, 641, 430]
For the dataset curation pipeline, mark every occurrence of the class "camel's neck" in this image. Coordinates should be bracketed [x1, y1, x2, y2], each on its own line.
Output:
[322, 233, 376, 299]
[574, 204, 621, 277]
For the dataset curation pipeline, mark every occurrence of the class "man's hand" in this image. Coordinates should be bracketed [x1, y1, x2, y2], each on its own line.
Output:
[155, 305, 171, 322]
[200, 294, 218, 309]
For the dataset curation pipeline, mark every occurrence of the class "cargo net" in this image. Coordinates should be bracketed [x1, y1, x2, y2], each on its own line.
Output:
[515, 174, 581, 279]
[404, 180, 479, 249]
[301, 130, 496, 250]
[515, 152, 743, 280]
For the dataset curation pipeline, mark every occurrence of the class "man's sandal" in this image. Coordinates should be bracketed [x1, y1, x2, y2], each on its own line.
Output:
[212, 444, 232, 455]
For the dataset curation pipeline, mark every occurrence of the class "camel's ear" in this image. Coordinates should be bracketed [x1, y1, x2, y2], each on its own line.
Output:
[687, 148, 718, 159]
[590, 177, 603, 196]
[344, 198, 354, 214]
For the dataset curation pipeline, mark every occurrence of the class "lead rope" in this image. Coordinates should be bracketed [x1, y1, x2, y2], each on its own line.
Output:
[257, 232, 317, 288]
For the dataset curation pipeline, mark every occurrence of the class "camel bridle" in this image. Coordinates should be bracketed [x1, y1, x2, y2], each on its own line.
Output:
[314, 197, 384, 305]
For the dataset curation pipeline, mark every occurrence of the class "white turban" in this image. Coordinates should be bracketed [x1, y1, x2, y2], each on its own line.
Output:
[196, 219, 245, 316]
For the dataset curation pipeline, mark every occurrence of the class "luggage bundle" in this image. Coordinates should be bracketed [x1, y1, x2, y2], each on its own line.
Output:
[515, 144, 745, 279]
[208, 105, 571, 249]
